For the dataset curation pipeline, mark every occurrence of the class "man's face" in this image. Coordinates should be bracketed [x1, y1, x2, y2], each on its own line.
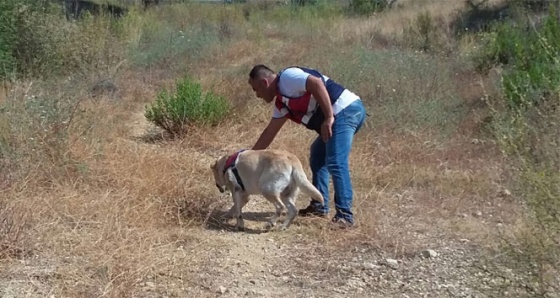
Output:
[248, 77, 273, 103]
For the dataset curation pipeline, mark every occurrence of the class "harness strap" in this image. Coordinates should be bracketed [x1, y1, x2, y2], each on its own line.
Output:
[223, 150, 246, 191]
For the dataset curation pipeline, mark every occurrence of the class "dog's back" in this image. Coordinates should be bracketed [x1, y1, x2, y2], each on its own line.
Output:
[236, 149, 323, 203]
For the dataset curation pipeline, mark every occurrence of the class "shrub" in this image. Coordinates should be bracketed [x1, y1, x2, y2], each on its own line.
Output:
[0, 0, 127, 78]
[474, 6, 560, 108]
[0, 0, 17, 79]
[403, 11, 450, 53]
[291, 0, 317, 6]
[348, 0, 394, 15]
[0, 79, 88, 188]
[144, 77, 230, 136]
[482, 7, 560, 296]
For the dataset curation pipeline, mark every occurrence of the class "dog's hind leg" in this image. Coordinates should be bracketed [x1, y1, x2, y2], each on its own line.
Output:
[262, 193, 284, 230]
[280, 190, 299, 230]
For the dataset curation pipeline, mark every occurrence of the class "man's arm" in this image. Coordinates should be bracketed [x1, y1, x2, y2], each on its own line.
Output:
[306, 75, 334, 142]
[252, 117, 287, 150]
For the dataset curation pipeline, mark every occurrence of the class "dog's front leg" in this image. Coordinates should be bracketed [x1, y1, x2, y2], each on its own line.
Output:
[223, 194, 249, 220]
[223, 202, 237, 220]
[233, 191, 245, 231]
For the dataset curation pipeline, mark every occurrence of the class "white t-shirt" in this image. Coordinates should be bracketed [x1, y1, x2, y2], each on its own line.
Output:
[272, 67, 359, 119]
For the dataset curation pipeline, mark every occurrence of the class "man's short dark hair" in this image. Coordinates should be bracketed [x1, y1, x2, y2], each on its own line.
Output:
[249, 64, 275, 80]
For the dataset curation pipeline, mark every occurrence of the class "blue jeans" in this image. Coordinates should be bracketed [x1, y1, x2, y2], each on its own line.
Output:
[308, 99, 366, 223]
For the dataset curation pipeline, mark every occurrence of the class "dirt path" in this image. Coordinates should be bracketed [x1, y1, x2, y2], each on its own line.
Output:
[125, 111, 502, 298]
[0, 109, 513, 298]
[183, 209, 497, 298]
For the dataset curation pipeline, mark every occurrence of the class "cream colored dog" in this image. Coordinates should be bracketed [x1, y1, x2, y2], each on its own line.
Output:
[210, 149, 324, 231]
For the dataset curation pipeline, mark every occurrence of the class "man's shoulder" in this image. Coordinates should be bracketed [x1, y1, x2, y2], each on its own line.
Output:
[279, 66, 305, 76]
[284, 66, 321, 80]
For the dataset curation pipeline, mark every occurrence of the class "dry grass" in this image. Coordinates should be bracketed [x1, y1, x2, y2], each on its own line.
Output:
[0, 1, 528, 296]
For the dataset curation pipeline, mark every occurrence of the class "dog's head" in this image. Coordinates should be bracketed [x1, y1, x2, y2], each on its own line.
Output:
[210, 155, 228, 193]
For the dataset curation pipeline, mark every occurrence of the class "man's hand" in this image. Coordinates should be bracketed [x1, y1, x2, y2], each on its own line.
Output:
[321, 116, 334, 142]
[252, 117, 287, 150]
[306, 76, 335, 142]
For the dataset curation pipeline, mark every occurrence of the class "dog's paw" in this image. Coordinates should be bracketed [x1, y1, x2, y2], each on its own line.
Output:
[263, 222, 275, 231]
[219, 216, 232, 223]
[277, 226, 288, 232]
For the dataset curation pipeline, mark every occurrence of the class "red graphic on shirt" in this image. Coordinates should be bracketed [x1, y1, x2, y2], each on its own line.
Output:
[274, 92, 315, 124]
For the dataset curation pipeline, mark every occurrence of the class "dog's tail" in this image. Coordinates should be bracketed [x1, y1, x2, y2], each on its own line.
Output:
[292, 165, 324, 204]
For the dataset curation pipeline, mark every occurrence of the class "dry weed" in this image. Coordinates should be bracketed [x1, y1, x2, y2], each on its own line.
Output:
[0, 1, 527, 296]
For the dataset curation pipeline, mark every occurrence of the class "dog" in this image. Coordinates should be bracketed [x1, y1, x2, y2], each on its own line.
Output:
[210, 149, 324, 231]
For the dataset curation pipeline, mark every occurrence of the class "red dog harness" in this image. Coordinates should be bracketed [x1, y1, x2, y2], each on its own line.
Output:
[223, 150, 246, 191]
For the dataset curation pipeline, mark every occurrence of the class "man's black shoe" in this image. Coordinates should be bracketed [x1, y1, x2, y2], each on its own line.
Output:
[330, 217, 355, 229]
[298, 205, 328, 217]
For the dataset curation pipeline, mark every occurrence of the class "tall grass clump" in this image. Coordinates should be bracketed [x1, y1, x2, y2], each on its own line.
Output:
[128, 3, 229, 68]
[403, 10, 452, 54]
[0, 201, 31, 259]
[0, 0, 129, 78]
[0, 0, 60, 78]
[348, 0, 395, 15]
[0, 80, 89, 189]
[0, 0, 18, 79]
[480, 7, 560, 296]
[145, 76, 230, 136]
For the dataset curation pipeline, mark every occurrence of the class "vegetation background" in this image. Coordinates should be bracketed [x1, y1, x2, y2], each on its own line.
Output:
[1, 0, 559, 297]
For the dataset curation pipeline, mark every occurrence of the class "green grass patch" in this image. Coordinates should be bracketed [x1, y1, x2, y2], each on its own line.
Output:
[325, 47, 463, 137]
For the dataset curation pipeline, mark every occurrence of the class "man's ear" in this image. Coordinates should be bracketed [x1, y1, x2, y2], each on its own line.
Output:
[263, 77, 271, 88]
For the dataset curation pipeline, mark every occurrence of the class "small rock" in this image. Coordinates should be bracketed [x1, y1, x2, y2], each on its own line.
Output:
[347, 278, 366, 289]
[421, 249, 438, 258]
[216, 286, 227, 294]
[144, 281, 155, 288]
[383, 258, 399, 269]
[498, 189, 512, 197]
[333, 288, 348, 294]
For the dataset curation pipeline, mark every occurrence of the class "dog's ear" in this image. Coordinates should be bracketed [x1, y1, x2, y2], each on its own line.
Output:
[225, 169, 242, 192]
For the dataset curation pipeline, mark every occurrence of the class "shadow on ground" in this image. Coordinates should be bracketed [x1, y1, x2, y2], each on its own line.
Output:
[204, 208, 277, 234]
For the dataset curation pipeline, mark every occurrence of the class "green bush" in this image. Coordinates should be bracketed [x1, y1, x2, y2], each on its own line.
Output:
[0, 0, 17, 79]
[475, 8, 560, 109]
[481, 7, 560, 296]
[145, 77, 230, 136]
[0, 0, 126, 78]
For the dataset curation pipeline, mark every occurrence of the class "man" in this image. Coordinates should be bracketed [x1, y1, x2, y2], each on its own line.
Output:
[248, 64, 366, 228]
